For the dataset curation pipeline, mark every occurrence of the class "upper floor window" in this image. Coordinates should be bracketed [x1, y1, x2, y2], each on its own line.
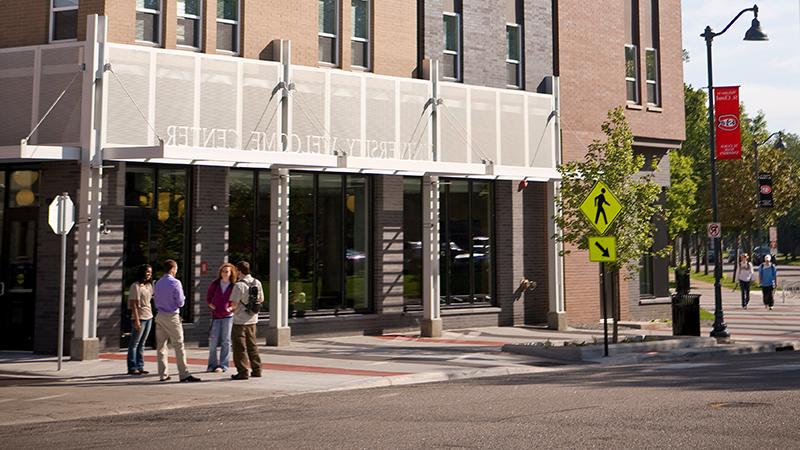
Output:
[645, 48, 659, 105]
[442, 0, 462, 81]
[177, 0, 201, 49]
[216, 0, 239, 54]
[624, 0, 640, 103]
[136, 0, 162, 45]
[505, 0, 523, 88]
[644, 0, 661, 105]
[319, 0, 339, 65]
[506, 25, 521, 87]
[51, 0, 78, 42]
[351, 0, 369, 69]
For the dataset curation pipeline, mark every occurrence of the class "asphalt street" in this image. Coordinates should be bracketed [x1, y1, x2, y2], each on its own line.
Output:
[3, 351, 799, 449]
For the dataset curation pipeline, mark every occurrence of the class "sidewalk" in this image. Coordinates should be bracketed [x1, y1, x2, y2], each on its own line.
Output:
[1, 321, 797, 427]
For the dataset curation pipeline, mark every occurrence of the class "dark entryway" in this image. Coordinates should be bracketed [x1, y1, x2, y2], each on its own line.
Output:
[0, 169, 40, 350]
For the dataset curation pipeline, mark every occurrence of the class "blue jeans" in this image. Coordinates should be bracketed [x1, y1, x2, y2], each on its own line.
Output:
[739, 281, 750, 307]
[208, 316, 233, 371]
[127, 318, 152, 371]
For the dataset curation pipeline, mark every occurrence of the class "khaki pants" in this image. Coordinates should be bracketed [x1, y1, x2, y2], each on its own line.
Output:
[232, 324, 261, 377]
[155, 312, 190, 380]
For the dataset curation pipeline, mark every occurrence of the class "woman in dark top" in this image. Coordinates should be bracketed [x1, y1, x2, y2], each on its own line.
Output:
[206, 263, 237, 372]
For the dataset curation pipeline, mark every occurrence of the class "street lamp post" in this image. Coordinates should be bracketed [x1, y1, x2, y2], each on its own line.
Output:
[753, 131, 786, 242]
[701, 4, 768, 339]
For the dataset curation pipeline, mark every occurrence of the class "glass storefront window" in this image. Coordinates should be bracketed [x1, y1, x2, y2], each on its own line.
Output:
[229, 170, 254, 265]
[439, 178, 494, 306]
[228, 169, 270, 307]
[289, 172, 370, 315]
[122, 166, 191, 327]
[402, 177, 422, 309]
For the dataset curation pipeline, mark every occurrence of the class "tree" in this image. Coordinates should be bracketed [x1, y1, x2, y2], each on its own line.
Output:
[665, 151, 696, 251]
[555, 107, 664, 276]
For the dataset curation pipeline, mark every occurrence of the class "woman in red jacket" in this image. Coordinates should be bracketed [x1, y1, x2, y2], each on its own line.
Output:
[206, 263, 237, 372]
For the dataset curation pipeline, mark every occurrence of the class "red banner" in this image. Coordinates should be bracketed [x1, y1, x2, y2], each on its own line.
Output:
[714, 86, 742, 160]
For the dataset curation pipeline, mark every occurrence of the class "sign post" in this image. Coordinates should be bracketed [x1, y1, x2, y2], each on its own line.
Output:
[48, 193, 75, 371]
[579, 181, 624, 356]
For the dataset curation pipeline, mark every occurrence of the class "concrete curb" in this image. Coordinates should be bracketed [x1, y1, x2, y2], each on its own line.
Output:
[501, 336, 717, 361]
[587, 340, 800, 365]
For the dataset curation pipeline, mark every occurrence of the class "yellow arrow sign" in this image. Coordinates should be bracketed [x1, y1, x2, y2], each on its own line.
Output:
[579, 181, 622, 235]
[588, 236, 617, 262]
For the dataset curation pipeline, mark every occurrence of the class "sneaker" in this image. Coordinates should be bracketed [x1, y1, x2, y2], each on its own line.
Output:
[128, 369, 142, 375]
[769, 306, 774, 310]
[230, 373, 249, 380]
[251, 371, 262, 378]
[213, 367, 224, 373]
[160, 375, 172, 382]
[139, 370, 150, 375]
[180, 375, 202, 383]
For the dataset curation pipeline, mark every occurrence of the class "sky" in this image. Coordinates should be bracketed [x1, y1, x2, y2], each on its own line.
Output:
[682, 0, 800, 135]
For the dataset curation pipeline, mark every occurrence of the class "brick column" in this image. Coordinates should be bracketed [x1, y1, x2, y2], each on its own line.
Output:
[523, 181, 552, 325]
[372, 175, 404, 315]
[35, 162, 80, 354]
[190, 166, 229, 346]
[494, 180, 525, 326]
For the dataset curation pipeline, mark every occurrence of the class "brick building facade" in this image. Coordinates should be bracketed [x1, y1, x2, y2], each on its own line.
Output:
[0, 1, 683, 355]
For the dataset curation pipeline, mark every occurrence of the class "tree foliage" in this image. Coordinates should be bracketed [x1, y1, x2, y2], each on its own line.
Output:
[555, 107, 664, 275]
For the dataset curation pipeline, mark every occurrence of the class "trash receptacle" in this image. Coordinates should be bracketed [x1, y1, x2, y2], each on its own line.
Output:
[674, 267, 690, 294]
[671, 293, 701, 336]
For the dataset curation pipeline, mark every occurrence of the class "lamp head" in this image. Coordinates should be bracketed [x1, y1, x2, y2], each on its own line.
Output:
[774, 132, 786, 150]
[744, 17, 768, 41]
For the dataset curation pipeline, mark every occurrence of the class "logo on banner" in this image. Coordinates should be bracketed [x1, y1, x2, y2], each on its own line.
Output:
[758, 173, 774, 208]
[714, 86, 742, 160]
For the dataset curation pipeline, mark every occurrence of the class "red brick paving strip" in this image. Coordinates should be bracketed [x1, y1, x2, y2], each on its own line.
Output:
[373, 335, 510, 346]
[99, 354, 410, 377]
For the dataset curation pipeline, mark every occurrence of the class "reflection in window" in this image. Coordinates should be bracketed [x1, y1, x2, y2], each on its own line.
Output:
[442, 8, 461, 81]
[136, 0, 161, 44]
[51, 0, 78, 42]
[122, 166, 191, 322]
[351, 0, 369, 68]
[402, 178, 422, 309]
[289, 172, 370, 315]
[8, 171, 40, 208]
[216, 0, 239, 53]
[624, 0, 640, 103]
[439, 179, 493, 306]
[228, 169, 270, 307]
[318, 0, 339, 65]
[177, 0, 201, 49]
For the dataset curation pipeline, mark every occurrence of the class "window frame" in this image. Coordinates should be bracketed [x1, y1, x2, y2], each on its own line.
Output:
[505, 22, 522, 89]
[645, 47, 660, 106]
[625, 43, 640, 104]
[135, 0, 163, 47]
[318, 0, 340, 67]
[215, 0, 240, 55]
[49, 0, 79, 43]
[442, 11, 462, 82]
[176, 0, 203, 51]
[350, 0, 370, 70]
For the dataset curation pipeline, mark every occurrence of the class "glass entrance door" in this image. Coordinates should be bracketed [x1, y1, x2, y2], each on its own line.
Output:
[0, 206, 38, 350]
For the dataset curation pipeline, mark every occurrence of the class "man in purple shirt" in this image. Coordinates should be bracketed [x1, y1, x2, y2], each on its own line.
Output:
[154, 259, 201, 383]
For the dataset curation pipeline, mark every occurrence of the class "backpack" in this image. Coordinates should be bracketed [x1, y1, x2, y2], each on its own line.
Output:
[240, 279, 261, 315]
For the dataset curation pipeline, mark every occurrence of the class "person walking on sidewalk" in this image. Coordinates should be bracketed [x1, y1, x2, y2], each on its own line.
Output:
[736, 254, 754, 309]
[127, 264, 154, 375]
[154, 259, 201, 383]
[758, 254, 778, 311]
[230, 261, 264, 380]
[206, 263, 236, 373]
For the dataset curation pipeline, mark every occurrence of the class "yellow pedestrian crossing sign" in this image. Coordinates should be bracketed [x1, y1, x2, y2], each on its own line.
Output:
[580, 181, 622, 235]
[588, 236, 617, 262]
